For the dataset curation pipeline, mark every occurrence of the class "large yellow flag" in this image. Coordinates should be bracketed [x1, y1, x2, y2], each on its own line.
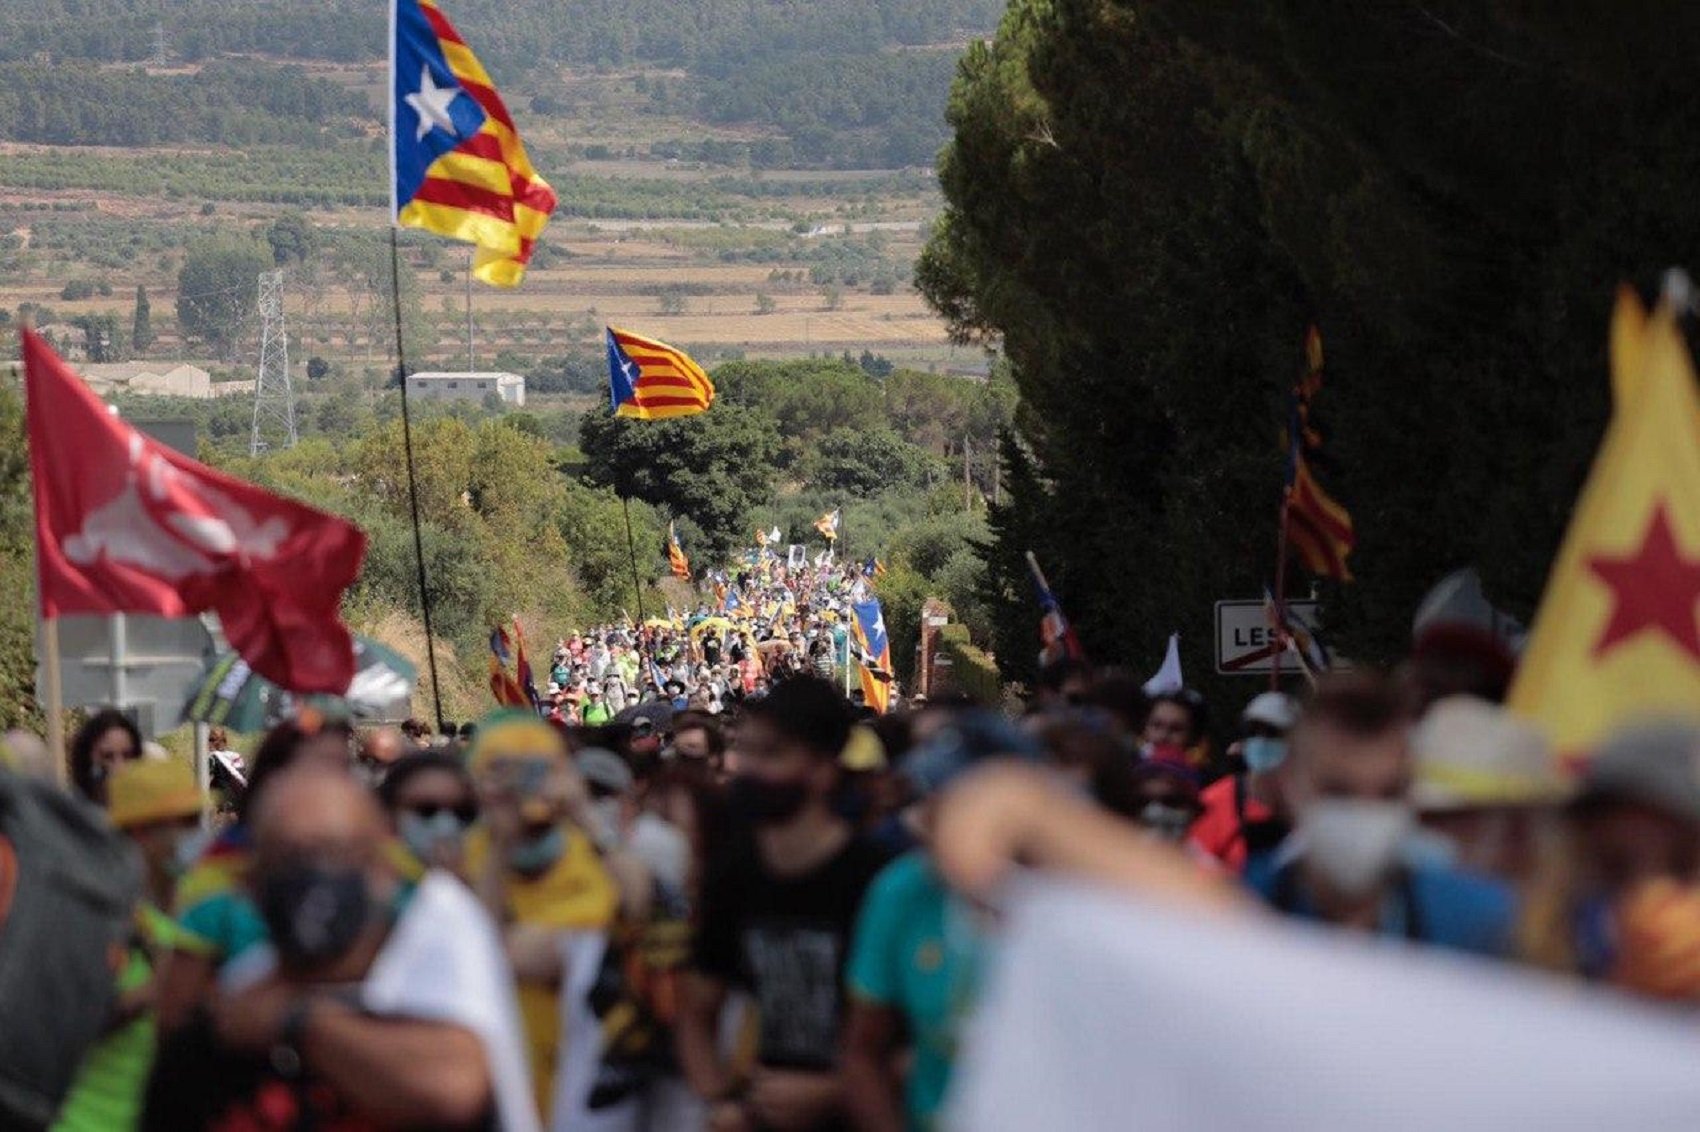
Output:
[1508, 287, 1700, 755]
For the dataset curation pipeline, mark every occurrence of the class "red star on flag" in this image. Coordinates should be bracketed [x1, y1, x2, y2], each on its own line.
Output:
[1587, 501, 1700, 662]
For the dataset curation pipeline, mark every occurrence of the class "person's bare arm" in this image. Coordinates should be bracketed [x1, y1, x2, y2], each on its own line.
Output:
[933, 762, 1248, 914]
[153, 949, 217, 1035]
[213, 985, 492, 1128]
[676, 969, 735, 1100]
[841, 1000, 906, 1132]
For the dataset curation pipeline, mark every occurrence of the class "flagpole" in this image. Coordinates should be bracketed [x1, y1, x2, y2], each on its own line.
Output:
[1271, 491, 1291, 691]
[42, 617, 66, 787]
[389, 228, 445, 731]
[620, 495, 653, 680]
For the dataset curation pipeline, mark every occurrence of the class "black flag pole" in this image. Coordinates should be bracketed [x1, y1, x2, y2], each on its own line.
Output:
[389, 228, 446, 731]
[620, 494, 655, 683]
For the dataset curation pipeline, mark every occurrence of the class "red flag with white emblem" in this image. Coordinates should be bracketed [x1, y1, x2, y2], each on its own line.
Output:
[23, 328, 366, 694]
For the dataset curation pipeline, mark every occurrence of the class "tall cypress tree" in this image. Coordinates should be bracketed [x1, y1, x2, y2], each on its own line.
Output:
[131, 284, 153, 355]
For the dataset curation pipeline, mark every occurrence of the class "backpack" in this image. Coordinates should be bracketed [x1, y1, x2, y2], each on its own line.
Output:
[0, 769, 142, 1130]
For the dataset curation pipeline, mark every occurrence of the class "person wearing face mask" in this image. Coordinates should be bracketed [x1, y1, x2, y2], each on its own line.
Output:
[464, 713, 645, 1126]
[1190, 692, 1299, 874]
[677, 676, 892, 1132]
[141, 762, 539, 1132]
[378, 751, 479, 880]
[1129, 759, 1206, 846]
[843, 711, 1042, 1132]
[54, 760, 203, 1132]
[566, 748, 700, 1131]
[154, 719, 358, 1037]
[1245, 673, 1516, 957]
[1518, 722, 1700, 982]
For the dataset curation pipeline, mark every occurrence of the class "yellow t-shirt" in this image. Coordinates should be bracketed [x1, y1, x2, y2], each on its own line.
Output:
[467, 826, 618, 1118]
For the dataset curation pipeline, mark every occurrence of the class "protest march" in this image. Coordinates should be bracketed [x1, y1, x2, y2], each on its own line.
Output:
[11, 2, 1700, 1131]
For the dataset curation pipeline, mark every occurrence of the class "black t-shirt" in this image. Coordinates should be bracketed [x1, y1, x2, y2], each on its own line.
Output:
[692, 832, 890, 1071]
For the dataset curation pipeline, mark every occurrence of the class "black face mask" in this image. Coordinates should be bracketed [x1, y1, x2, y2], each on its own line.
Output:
[729, 775, 811, 826]
[254, 859, 373, 969]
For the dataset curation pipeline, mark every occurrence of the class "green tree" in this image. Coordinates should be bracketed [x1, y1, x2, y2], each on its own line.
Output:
[920, 0, 1700, 692]
[266, 210, 318, 266]
[803, 428, 941, 495]
[131, 285, 153, 354]
[177, 234, 271, 358]
[71, 313, 127, 362]
[577, 403, 782, 562]
[0, 387, 36, 729]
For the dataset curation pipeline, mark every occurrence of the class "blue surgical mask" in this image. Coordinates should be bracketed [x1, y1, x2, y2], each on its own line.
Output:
[507, 825, 566, 873]
[1242, 736, 1289, 773]
[399, 811, 466, 865]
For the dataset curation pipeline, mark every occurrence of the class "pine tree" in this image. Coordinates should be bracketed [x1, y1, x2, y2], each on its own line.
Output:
[131, 285, 154, 355]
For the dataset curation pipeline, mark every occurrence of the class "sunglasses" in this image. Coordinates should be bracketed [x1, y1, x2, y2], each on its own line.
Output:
[405, 801, 477, 824]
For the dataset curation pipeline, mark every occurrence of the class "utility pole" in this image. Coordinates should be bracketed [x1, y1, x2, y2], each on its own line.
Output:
[250, 270, 297, 456]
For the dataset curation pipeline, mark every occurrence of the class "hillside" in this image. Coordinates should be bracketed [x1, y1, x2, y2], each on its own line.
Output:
[0, 0, 1003, 374]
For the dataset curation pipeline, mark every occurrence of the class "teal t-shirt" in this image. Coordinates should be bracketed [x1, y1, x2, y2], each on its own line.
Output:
[846, 852, 983, 1131]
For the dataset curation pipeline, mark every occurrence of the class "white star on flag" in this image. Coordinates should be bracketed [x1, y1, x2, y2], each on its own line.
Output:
[406, 66, 462, 142]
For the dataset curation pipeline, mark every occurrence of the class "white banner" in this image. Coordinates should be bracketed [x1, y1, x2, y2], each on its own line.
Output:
[949, 878, 1700, 1131]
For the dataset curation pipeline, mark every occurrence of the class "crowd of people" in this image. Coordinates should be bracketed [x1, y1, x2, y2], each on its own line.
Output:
[8, 602, 1700, 1130]
[528, 557, 887, 729]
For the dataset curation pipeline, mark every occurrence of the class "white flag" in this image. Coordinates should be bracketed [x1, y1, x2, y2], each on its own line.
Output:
[1142, 632, 1183, 695]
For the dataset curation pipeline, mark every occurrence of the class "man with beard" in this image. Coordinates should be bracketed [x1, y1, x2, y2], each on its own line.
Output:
[676, 677, 890, 1131]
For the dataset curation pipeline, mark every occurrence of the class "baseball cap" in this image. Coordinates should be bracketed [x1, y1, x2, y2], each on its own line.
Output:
[1578, 721, 1700, 824]
[1242, 691, 1299, 732]
[576, 747, 634, 795]
[108, 759, 202, 830]
[1412, 696, 1569, 812]
[466, 710, 566, 774]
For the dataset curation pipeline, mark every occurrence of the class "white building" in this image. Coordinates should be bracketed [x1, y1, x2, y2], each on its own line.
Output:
[405, 371, 526, 407]
[78, 361, 251, 399]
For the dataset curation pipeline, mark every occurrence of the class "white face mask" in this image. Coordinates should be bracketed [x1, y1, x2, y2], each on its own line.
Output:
[1300, 798, 1414, 897]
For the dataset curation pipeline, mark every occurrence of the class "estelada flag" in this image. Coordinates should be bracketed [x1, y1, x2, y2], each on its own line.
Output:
[852, 597, 893, 714]
[606, 327, 715, 420]
[23, 329, 365, 694]
[667, 522, 692, 580]
[487, 624, 527, 708]
[1508, 287, 1700, 755]
[391, 0, 556, 286]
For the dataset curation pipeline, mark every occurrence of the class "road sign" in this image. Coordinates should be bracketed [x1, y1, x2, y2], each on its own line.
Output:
[38, 614, 216, 736]
[1215, 599, 1320, 676]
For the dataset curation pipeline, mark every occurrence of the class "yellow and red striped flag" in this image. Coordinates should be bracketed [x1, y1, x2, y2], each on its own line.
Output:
[1283, 326, 1356, 580]
[667, 522, 692, 580]
[390, 0, 555, 287]
[606, 327, 715, 420]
